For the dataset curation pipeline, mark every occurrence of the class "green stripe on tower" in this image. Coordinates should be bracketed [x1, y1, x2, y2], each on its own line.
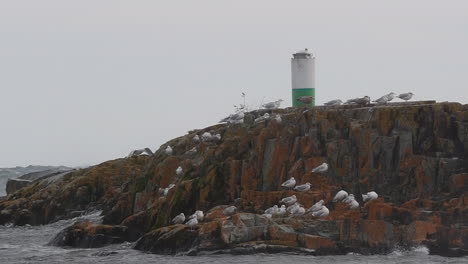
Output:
[292, 88, 315, 107]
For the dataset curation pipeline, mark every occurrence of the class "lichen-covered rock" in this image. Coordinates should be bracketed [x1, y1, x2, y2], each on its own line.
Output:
[1, 101, 468, 256]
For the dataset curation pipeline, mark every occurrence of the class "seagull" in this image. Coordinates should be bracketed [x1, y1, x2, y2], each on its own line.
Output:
[384, 92, 397, 101]
[345, 96, 370, 106]
[223, 206, 237, 216]
[213, 133, 221, 142]
[294, 182, 311, 192]
[191, 210, 204, 221]
[262, 213, 272, 219]
[281, 177, 296, 190]
[373, 96, 390, 105]
[185, 147, 197, 155]
[172, 213, 185, 224]
[349, 200, 360, 209]
[176, 166, 183, 176]
[307, 200, 324, 213]
[397, 92, 414, 101]
[254, 113, 270, 123]
[297, 96, 314, 104]
[264, 205, 278, 215]
[185, 217, 198, 230]
[324, 99, 343, 106]
[275, 205, 287, 216]
[201, 132, 212, 142]
[312, 206, 329, 217]
[165, 146, 173, 155]
[280, 195, 297, 206]
[333, 190, 348, 202]
[262, 99, 284, 109]
[291, 206, 306, 217]
[159, 187, 169, 197]
[362, 191, 378, 202]
[273, 114, 282, 123]
[220, 112, 245, 124]
[373, 92, 396, 104]
[192, 135, 200, 143]
[287, 202, 301, 214]
[312, 162, 328, 173]
[342, 194, 355, 204]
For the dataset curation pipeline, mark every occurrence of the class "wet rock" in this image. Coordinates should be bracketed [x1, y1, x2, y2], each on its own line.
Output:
[48, 221, 128, 248]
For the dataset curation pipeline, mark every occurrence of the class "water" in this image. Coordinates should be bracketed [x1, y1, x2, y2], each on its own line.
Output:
[0, 212, 466, 264]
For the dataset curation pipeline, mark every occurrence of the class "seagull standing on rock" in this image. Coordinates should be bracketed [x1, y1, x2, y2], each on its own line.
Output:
[324, 99, 343, 106]
[223, 206, 237, 216]
[281, 177, 296, 190]
[201, 132, 212, 142]
[189, 210, 204, 221]
[294, 182, 311, 192]
[185, 217, 198, 230]
[165, 146, 173, 155]
[280, 195, 297, 206]
[345, 96, 370, 106]
[362, 191, 378, 202]
[265, 205, 278, 215]
[262, 99, 284, 109]
[307, 200, 324, 213]
[349, 200, 360, 209]
[185, 147, 197, 155]
[176, 166, 183, 176]
[333, 190, 348, 202]
[312, 206, 329, 217]
[172, 213, 185, 224]
[254, 113, 270, 123]
[297, 96, 314, 104]
[342, 194, 355, 204]
[312, 163, 328, 173]
[287, 203, 300, 214]
[192, 135, 200, 143]
[275, 205, 287, 216]
[397, 92, 414, 101]
[291, 206, 306, 217]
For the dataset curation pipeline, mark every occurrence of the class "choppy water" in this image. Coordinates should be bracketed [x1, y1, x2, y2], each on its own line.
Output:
[0, 212, 467, 264]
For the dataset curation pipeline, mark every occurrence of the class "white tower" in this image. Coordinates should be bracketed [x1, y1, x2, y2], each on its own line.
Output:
[291, 48, 315, 107]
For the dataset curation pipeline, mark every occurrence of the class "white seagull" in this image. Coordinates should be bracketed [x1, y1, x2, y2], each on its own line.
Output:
[264, 205, 278, 215]
[254, 113, 270, 123]
[280, 195, 297, 206]
[291, 206, 306, 217]
[324, 99, 343, 106]
[397, 92, 414, 101]
[362, 191, 378, 202]
[312, 206, 330, 217]
[333, 190, 348, 202]
[223, 206, 237, 216]
[281, 177, 296, 190]
[262, 213, 272, 219]
[201, 132, 212, 142]
[273, 114, 282, 123]
[185, 217, 198, 230]
[297, 96, 314, 104]
[275, 205, 287, 216]
[172, 213, 185, 224]
[165, 146, 173, 155]
[312, 163, 329, 173]
[176, 166, 183, 176]
[294, 182, 311, 192]
[307, 200, 324, 213]
[262, 99, 284, 109]
[192, 135, 200, 143]
[342, 194, 355, 204]
[349, 200, 360, 209]
[287, 202, 300, 214]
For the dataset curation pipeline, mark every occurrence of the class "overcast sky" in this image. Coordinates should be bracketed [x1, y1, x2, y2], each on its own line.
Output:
[1, 0, 467, 168]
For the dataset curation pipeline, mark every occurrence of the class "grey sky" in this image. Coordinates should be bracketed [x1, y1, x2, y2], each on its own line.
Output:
[1, 0, 467, 167]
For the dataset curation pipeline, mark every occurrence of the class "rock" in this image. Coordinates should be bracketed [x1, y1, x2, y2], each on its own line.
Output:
[6, 179, 32, 195]
[48, 221, 128, 248]
[1, 101, 468, 256]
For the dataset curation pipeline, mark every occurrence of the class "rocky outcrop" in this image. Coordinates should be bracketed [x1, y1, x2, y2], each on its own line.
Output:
[1, 101, 467, 256]
[5, 168, 73, 195]
[48, 221, 129, 248]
